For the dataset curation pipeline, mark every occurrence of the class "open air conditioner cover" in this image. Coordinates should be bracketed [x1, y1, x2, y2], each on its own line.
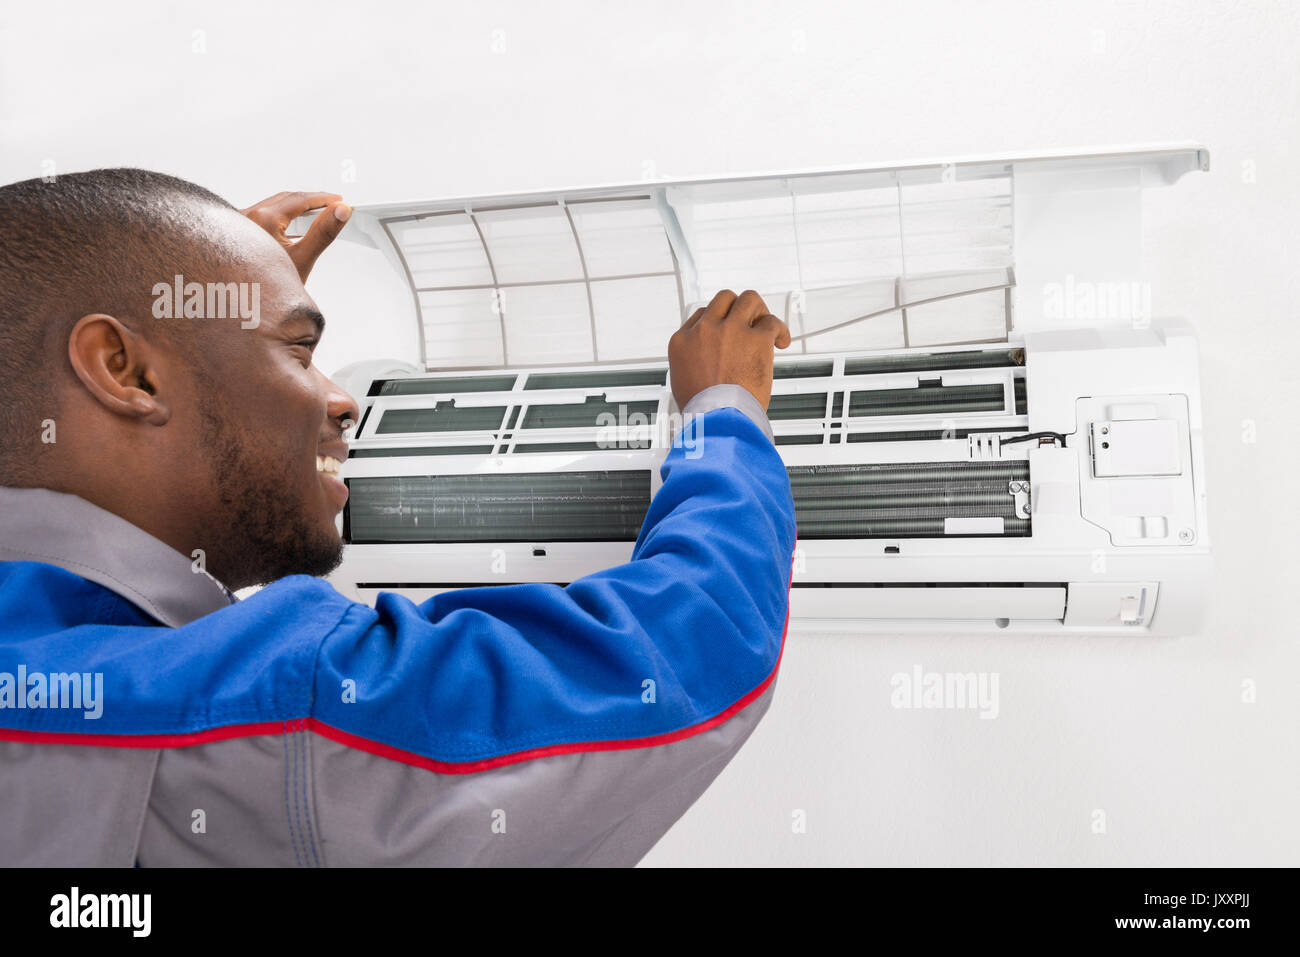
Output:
[343, 144, 1208, 371]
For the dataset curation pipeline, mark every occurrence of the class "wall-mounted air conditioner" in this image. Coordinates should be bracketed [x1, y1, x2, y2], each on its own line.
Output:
[326, 145, 1212, 635]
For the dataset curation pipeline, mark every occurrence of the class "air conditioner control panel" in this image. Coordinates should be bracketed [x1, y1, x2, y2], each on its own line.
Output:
[1077, 395, 1198, 547]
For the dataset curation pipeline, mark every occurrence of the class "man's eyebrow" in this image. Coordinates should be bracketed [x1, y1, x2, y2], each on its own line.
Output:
[283, 305, 326, 338]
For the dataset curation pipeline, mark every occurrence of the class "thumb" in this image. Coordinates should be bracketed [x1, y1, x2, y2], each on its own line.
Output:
[291, 202, 352, 282]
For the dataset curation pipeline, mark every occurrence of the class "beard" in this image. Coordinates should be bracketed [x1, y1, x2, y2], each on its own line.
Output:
[195, 388, 344, 590]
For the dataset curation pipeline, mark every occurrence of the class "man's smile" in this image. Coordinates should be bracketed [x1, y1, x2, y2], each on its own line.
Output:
[316, 441, 349, 509]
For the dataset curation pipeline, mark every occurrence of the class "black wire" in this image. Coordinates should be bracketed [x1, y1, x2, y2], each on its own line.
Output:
[997, 431, 1068, 448]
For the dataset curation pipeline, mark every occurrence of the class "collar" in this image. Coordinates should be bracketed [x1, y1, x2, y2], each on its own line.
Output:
[0, 486, 236, 627]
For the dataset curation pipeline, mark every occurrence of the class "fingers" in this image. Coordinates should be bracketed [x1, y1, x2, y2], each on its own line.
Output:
[681, 291, 784, 341]
[678, 288, 739, 332]
[688, 289, 768, 326]
[240, 192, 284, 218]
[721, 289, 769, 326]
[289, 202, 352, 282]
[751, 312, 792, 349]
[273, 191, 345, 221]
[240, 190, 351, 283]
[668, 289, 783, 411]
[240, 191, 344, 230]
[701, 288, 739, 322]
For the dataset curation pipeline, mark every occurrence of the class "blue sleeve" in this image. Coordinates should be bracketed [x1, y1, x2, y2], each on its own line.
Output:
[310, 406, 798, 768]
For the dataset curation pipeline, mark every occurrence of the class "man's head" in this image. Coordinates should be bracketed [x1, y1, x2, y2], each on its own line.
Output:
[0, 169, 359, 590]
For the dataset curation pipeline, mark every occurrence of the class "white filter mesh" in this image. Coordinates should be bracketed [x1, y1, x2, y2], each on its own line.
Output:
[797, 280, 905, 352]
[904, 288, 1008, 346]
[898, 178, 1012, 276]
[684, 194, 802, 292]
[419, 288, 505, 367]
[389, 215, 494, 288]
[590, 275, 682, 361]
[476, 206, 584, 284]
[501, 283, 593, 364]
[790, 191, 905, 286]
[569, 200, 676, 277]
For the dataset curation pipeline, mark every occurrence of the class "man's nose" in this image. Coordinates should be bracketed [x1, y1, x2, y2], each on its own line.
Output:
[323, 374, 361, 436]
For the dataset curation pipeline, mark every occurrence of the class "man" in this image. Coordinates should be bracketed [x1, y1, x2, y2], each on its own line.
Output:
[0, 169, 796, 866]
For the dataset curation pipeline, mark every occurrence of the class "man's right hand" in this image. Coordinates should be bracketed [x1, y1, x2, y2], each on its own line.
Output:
[668, 289, 792, 411]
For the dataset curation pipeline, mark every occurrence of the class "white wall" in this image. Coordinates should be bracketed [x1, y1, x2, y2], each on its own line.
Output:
[3, 0, 1296, 865]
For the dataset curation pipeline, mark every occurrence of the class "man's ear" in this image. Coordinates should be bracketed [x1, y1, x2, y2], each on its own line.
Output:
[67, 314, 171, 426]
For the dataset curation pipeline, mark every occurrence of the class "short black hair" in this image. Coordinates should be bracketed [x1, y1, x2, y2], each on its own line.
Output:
[0, 168, 238, 483]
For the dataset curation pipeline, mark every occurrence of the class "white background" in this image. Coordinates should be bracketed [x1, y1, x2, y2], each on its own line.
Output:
[3, 0, 1297, 865]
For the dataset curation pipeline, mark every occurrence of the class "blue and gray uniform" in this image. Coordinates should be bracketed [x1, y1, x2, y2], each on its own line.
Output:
[0, 389, 796, 866]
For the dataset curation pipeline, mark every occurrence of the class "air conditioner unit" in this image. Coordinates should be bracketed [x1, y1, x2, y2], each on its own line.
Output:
[327, 145, 1213, 635]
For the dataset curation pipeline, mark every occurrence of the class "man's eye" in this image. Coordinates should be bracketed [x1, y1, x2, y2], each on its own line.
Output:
[293, 343, 316, 366]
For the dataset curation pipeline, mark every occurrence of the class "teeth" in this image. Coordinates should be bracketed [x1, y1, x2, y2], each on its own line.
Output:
[317, 455, 343, 476]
